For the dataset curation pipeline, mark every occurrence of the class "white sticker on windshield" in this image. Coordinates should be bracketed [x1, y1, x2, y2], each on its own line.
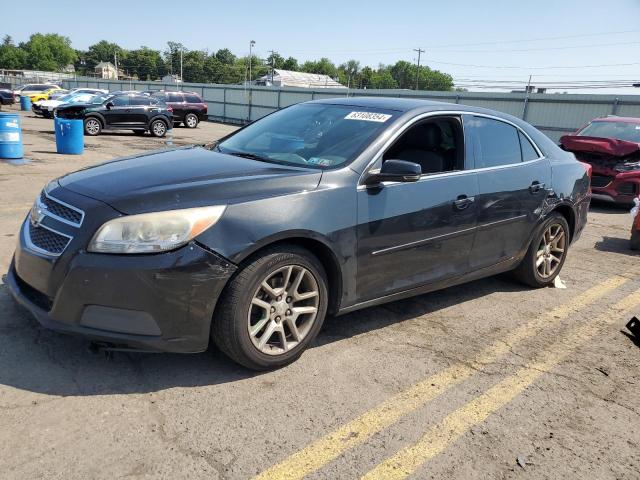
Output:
[345, 111, 392, 123]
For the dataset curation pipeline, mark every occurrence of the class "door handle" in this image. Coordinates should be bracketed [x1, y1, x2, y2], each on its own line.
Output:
[453, 195, 475, 210]
[529, 181, 545, 193]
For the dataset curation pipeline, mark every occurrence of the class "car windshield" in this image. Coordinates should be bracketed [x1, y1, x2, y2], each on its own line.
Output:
[57, 94, 75, 102]
[217, 103, 397, 169]
[578, 120, 640, 143]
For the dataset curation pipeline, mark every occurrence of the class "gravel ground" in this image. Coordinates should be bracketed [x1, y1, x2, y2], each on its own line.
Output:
[1, 106, 639, 480]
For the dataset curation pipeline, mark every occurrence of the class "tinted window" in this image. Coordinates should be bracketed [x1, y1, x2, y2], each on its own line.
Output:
[130, 96, 151, 106]
[185, 94, 202, 103]
[110, 96, 129, 106]
[167, 93, 183, 102]
[467, 117, 521, 168]
[519, 131, 539, 161]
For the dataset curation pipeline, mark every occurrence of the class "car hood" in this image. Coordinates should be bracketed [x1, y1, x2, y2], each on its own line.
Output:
[560, 135, 640, 158]
[58, 146, 322, 214]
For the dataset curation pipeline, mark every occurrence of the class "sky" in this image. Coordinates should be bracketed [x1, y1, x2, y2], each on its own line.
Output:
[4, 0, 640, 94]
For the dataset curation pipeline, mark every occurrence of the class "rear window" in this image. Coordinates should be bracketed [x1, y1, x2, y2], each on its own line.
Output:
[519, 131, 540, 161]
[26, 85, 50, 92]
[185, 94, 203, 103]
[167, 92, 184, 102]
[131, 96, 151, 106]
[466, 116, 522, 168]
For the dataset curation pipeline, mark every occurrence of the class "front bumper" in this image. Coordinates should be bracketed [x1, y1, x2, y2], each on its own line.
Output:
[591, 170, 640, 204]
[8, 234, 237, 353]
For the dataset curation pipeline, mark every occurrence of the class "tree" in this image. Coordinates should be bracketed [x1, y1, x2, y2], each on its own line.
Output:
[0, 35, 26, 69]
[21, 33, 76, 71]
[266, 52, 285, 70]
[301, 57, 337, 77]
[85, 40, 125, 70]
[215, 48, 236, 66]
[122, 47, 165, 80]
[164, 41, 186, 75]
[282, 56, 299, 71]
[181, 50, 207, 83]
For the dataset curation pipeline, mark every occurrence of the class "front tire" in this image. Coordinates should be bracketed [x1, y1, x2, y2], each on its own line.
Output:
[513, 212, 570, 287]
[84, 117, 102, 136]
[150, 119, 168, 138]
[184, 113, 199, 128]
[212, 245, 329, 370]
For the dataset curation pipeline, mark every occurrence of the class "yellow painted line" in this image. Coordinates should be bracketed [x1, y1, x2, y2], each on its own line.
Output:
[361, 287, 640, 480]
[253, 275, 628, 480]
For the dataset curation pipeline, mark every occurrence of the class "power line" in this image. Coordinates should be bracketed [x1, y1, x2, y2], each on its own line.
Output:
[427, 60, 640, 70]
[433, 40, 640, 53]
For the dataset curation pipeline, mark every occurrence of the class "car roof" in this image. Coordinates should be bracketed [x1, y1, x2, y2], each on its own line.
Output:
[590, 116, 640, 124]
[309, 96, 527, 120]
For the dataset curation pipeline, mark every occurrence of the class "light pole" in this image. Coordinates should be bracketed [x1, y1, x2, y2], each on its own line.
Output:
[248, 40, 256, 85]
[180, 48, 183, 89]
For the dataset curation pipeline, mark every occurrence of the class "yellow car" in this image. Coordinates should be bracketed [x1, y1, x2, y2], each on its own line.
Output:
[16, 84, 62, 103]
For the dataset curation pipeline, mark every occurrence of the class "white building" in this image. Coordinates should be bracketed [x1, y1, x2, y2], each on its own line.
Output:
[256, 69, 345, 89]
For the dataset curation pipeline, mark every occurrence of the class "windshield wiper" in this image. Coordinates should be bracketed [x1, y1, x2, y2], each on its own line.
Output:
[225, 151, 270, 162]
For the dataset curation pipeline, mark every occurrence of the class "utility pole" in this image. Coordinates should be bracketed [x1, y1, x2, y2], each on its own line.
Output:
[268, 50, 277, 85]
[413, 48, 425, 90]
[114, 50, 119, 81]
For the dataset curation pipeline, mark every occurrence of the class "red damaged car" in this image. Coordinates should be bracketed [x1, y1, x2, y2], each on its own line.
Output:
[560, 116, 640, 205]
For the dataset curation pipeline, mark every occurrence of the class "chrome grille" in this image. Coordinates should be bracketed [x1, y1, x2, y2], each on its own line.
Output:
[27, 223, 71, 255]
[24, 189, 85, 257]
[39, 191, 84, 226]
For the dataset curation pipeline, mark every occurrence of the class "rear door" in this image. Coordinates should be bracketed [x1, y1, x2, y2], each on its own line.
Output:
[464, 115, 551, 270]
[126, 96, 152, 127]
[166, 92, 185, 121]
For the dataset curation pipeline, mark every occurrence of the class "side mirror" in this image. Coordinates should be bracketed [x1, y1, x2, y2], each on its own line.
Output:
[364, 159, 422, 186]
[105, 101, 114, 109]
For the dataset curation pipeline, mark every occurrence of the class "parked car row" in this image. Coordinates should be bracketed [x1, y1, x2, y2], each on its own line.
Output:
[56, 93, 175, 137]
[15, 84, 208, 136]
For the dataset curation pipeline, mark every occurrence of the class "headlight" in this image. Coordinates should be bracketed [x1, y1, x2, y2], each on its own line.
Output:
[88, 205, 226, 254]
[615, 161, 640, 173]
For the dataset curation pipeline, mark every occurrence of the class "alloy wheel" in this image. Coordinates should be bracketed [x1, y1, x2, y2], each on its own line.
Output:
[536, 223, 566, 278]
[248, 265, 320, 355]
[152, 121, 167, 136]
[85, 119, 100, 135]
[185, 114, 198, 128]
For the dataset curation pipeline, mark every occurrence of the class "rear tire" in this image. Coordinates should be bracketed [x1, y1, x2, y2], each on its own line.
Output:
[184, 113, 199, 128]
[150, 119, 167, 138]
[513, 212, 570, 288]
[212, 245, 328, 370]
[84, 117, 102, 136]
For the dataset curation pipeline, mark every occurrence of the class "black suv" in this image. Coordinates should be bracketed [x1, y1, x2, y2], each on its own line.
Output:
[151, 91, 207, 128]
[56, 93, 173, 137]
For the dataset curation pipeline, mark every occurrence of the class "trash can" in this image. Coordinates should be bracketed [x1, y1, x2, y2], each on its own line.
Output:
[0, 112, 23, 159]
[54, 117, 84, 155]
[20, 96, 31, 111]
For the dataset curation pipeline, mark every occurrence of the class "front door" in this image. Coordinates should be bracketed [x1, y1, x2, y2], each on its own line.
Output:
[104, 95, 130, 127]
[356, 115, 478, 302]
[463, 115, 552, 269]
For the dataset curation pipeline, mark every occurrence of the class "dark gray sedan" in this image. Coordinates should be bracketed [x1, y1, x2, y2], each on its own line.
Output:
[7, 98, 590, 370]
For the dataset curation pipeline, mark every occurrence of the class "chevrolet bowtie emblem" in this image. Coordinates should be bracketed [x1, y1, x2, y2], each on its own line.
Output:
[30, 203, 46, 227]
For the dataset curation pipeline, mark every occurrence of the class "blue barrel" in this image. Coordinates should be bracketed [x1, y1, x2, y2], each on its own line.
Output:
[20, 96, 31, 111]
[55, 118, 84, 155]
[0, 113, 24, 159]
